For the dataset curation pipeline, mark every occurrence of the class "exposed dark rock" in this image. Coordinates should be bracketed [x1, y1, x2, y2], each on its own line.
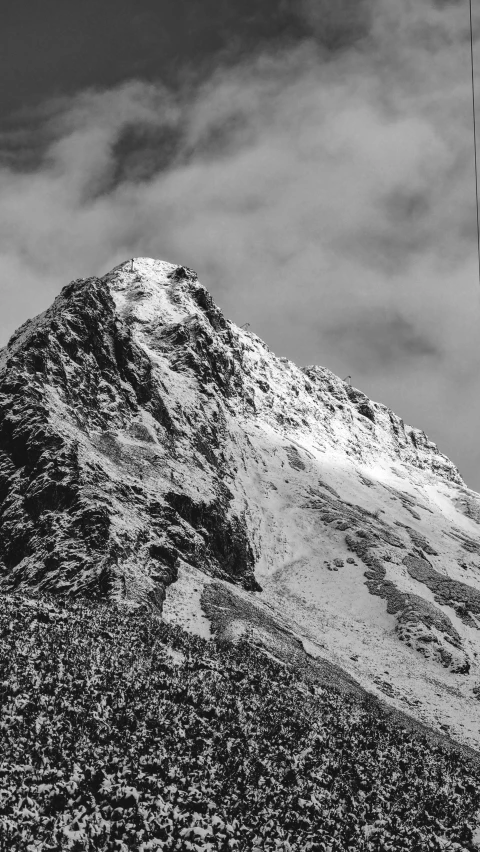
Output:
[403, 554, 480, 628]
[164, 491, 259, 590]
[454, 491, 480, 525]
[286, 445, 306, 471]
[345, 532, 467, 670]
[357, 472, 374, 488]
[381, 529, 406, 549]
[166, 265, 197, 284]
[345, 385, 376, 423]
[446, 528, 480, 555]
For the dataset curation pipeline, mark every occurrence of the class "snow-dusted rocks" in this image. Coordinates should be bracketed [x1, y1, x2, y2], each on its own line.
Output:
[2, 256, 480, 748]
[0, 260, 258, 607]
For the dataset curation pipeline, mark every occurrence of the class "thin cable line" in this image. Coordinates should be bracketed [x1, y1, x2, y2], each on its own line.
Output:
[469, 0, 480, 284]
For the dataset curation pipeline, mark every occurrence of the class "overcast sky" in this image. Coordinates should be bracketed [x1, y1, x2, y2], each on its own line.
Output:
[2, 0, 480, 487]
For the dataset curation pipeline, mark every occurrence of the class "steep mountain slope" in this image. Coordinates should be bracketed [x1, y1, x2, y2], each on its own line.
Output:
[1, 593, 479, 852]
[2, 257, 480, 750]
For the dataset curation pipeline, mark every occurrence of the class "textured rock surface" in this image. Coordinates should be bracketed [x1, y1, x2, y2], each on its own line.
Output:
[0, 261, 258, 606]
[3, 257, 480, 748]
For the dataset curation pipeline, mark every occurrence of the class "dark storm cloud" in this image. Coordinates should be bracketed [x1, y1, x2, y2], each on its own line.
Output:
[109, 124, 184, 187]
[0, 0, 304, 120]
[300, 0, 374, 48]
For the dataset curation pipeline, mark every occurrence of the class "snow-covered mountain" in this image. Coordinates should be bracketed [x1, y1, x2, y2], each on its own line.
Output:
[2, 257, 480, 750]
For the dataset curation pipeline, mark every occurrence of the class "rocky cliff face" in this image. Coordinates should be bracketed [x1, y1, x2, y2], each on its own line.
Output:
[0, 261, 260, 606]
[2, 257, 480, 749]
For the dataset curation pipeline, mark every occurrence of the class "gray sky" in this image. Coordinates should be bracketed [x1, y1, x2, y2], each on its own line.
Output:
[2, 0, 480, 487]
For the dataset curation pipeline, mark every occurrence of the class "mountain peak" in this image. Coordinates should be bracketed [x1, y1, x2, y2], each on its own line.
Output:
[104, 257, 225, 333]
[1, 258, 480, 749]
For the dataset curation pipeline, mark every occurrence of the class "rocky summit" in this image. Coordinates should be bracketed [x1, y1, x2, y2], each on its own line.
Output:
[2, 257, 480, 751]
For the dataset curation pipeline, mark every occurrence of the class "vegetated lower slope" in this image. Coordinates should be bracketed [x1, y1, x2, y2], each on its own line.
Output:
[0, 593, 479, 852]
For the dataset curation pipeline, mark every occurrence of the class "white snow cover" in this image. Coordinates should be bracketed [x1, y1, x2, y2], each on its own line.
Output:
[107, 259, 480, 750]
[3, 255, 480, 752]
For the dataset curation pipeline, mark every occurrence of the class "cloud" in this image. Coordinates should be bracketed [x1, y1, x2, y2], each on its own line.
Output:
[300, 0, 374, 47]
[0, 0, 480, 483]
[323, 312, 440, 369]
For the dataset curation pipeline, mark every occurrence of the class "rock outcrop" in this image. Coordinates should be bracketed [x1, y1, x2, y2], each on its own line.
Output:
[0, 261, 260, 607]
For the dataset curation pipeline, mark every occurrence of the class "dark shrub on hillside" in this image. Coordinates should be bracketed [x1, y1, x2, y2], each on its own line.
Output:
[0, 593, 478, 851]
